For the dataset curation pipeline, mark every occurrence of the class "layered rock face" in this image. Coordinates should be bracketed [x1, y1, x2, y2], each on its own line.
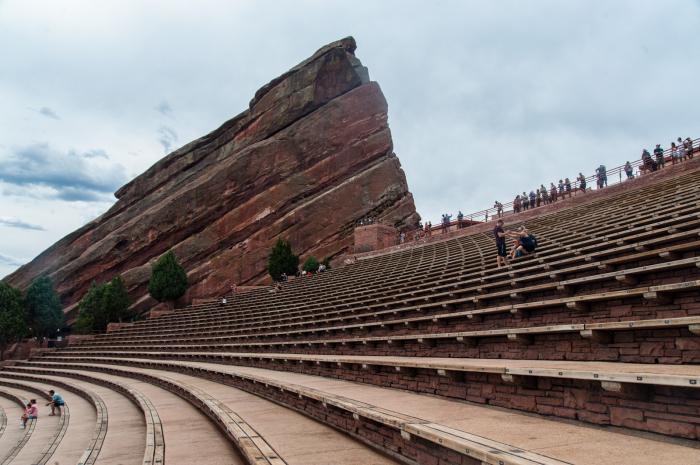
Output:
[4, 37, 419, 318]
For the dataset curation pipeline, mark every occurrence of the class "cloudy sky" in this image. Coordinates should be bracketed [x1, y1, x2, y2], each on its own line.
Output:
[1, 0, 699, 278]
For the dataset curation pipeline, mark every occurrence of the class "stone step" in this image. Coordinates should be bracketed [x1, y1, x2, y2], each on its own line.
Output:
[13, 360, 700, 465]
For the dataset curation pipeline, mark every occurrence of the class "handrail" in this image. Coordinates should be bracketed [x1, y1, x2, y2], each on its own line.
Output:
[423, 137, 698, 230]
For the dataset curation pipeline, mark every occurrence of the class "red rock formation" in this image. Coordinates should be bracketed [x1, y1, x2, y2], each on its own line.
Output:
[3, 37, 419, 319]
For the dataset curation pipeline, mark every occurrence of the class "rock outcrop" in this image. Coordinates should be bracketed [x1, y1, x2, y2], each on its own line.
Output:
[3, 37, 420, 319]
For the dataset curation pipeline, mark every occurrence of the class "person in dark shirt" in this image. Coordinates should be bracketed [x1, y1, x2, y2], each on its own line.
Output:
[494, 219, 508, 268]
[654, 144, 665, 169]
[509, 226, 537, 258]
[577, 172, 587, 193]
[550, 182, 558, 202]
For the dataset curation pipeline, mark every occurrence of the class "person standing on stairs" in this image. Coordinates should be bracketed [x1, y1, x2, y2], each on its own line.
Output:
[654, 144, 665, 169]
[577, 172, 587, 193]
[494, 219, 508, 268]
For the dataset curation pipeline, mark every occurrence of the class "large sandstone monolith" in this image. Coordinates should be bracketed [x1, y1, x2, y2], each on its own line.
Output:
[3, 37, 420, 319]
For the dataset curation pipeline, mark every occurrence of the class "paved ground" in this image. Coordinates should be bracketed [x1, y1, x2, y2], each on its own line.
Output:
[1, 384, 59, 465]
[25, 379, 97, 465]
[27, 372, 146, 465]
[0, 395, 25, 462]
[131, 358, 700, 465]
[46, 366, 400, 465]
[52, 369, 246, 465]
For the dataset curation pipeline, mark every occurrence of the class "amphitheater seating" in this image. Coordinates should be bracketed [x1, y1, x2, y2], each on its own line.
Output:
[3, 159, 700, 464]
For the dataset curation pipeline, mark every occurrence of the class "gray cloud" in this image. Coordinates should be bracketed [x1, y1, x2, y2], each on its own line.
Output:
[83, 149, 108, 159]
[157, 126, 178, 154]
[0, 143, 128, 201]
[0, 253, 23, 267]
[38, 106, 60, 120]
[0, 217, 45, 231]
[155, 101, 173, 117]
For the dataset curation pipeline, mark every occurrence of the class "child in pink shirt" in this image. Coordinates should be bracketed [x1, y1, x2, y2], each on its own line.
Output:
[21, 400, 38, 428]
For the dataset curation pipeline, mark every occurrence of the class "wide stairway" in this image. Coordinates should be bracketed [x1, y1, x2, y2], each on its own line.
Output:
[3, 161, 700, 464]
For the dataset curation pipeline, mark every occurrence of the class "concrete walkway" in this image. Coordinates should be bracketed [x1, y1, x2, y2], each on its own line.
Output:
[51, 357, 700, 465]
[24, 365, 401, 465]
[1, 384, 59, 465]
[43, 369, 246, 465]
[0, 395, 26, 462]
[19, 372, 146, 465]
[21, 378, 97, 465]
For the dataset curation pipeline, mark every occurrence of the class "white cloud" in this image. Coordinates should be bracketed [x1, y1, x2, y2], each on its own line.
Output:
[0, 0, 699, 278]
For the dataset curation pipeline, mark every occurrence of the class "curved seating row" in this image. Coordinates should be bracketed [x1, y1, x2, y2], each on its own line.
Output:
[16, 161, 700, 463]
[0, 388, 36, 465]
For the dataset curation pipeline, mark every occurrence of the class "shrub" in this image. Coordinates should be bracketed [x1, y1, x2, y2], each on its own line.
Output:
[268, 239, 299, 281]
[74, 281, 105, 333]
[25, 275, 64, 338]
[302, 256, 320, 273]
[148, 250, 188, 302]
[0, 282, 28, 358]
[75, 276, 133, 333]
[102, 276, 132, 323]
[321, 257, 332, 270]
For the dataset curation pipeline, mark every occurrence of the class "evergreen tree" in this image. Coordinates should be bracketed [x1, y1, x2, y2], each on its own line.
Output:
[75, 276, 133, 333]
[148, 250, 188, 302]
[321, 257, 332, 270]
[103, 276, 132, 324]
[268, 239, 299, 281]
[302, 256, 320, 273]
[0, 282, 28, 359]
[25, 275, 64, 338]
[74, 281, 105, 333]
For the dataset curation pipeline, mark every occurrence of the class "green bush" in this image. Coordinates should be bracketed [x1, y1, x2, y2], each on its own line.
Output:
[74, 281, 105, 333]
[268, 239, 299, 281]
[148, 250, 188, 302]
[302, 256, 320, 273]
[0, 282, 28, 358]
[321, 257, 332, 270]
[25, 275, 64, 338]
[75, 276, 133, 333]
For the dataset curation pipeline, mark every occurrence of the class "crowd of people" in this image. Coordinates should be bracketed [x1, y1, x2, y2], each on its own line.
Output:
[636, 137, 695, 175]
[20, 389, 64, 428]
[511, 175, 582, 213]
[409, 135, 697, 263]
[359, 136, 696, 256]
[501, 136, 696, 218]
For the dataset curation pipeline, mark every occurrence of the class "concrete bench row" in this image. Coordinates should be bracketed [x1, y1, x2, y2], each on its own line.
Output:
[0, 387, 36, 465]
[24, 355, 700, 441]
[86, 230, 700, 346]
[12, 361, 577, 465]
[108, 174, 700, 334]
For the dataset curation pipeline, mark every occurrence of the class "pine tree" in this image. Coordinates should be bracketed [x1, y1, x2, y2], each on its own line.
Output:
[103, 276, 132, 324]
[321, 257, 332, 270]
[25, 275, 64, 338]
[302, 256, 320, 273]
[74, 281, 105, 333]
[148, 250, 188, 302]
[75, 276, 133, 333]
[268, 239, 299, 281]
[0, 282, 28, 359]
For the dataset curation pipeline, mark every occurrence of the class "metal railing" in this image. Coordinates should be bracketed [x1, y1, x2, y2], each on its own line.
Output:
[423, 137, 698, 231]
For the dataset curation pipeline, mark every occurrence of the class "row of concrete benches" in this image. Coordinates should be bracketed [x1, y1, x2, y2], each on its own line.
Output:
[109, 193, 700, 340]
[117, 170, 696, 334]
